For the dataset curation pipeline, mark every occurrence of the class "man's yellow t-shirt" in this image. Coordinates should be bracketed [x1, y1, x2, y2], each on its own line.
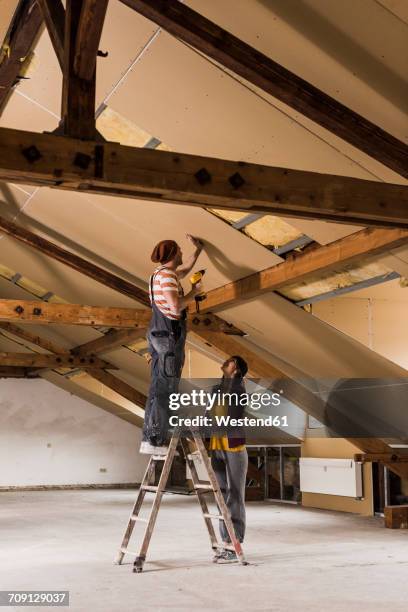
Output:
[209, 401, 245, 452]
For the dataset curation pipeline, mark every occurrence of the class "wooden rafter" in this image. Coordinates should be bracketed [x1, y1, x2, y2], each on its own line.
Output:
[0, 352, 116, 369]
[88, 369, 147, 408]
[0, 299, 151, 328]
[0, 128, 407, 227]
[74, 0, 109, 81]
[38, 0, 65, 69]
[121, 0, 408, 179]
[71, 328, 147, 357]
[0, 213, 150, 307]
[197, 227, 408, 313]
[0, 0, 43, 113]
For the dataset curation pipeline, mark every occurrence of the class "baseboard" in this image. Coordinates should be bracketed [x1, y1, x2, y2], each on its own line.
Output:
[0, 483, 141, 492]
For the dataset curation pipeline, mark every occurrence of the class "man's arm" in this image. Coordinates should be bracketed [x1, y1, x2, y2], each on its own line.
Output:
[177, 234, 204, 279]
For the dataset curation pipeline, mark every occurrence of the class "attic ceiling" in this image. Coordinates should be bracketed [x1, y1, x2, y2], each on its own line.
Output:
[0, 0, 407, 419]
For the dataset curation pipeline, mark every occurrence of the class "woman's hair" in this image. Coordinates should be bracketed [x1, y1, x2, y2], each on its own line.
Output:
[151, 240, 179, 264]
[231, 355, 248, 378]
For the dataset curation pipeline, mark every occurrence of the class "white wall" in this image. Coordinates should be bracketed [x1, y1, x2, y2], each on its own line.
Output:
[0, 379, 149, 487]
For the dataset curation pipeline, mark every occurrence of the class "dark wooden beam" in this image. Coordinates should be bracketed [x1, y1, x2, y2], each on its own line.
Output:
[89, 369, 147, 408]
[38, 0, 65, 69]
[0, 352, 116, 369]
[74, 0, 109, 81]
[121, 0, 408, 179]
[72, 327, 147, 357]
[61, 0, 97, 139]
[0, 213, 150, 307]
[198, 227, 408, 313]
[1, 128, 407, 228]
[0, 299, 152, 328]
[0, 0, 44, 113]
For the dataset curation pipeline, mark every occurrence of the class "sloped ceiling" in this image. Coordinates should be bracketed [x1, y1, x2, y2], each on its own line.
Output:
[0, 0, 407, 414]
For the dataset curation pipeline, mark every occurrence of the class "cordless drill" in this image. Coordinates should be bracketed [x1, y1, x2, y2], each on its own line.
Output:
[190, 269, 207, 312]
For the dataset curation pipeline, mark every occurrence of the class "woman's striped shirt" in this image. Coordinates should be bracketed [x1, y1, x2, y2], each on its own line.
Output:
[149, 266, 183, 320]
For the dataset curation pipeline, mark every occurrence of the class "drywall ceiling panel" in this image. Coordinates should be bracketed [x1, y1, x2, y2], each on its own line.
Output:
[21, 187, 281, 293]
[0, 183, 31, 220]
[335, 277, 408, 301]
[16, 2, 158, 118]
[377, 253, 408, 278]
[186, 0, 408, 132]
[186, 0, 408, 150]
[369, 0, 408, 26]
[96, 0, 159, 107]
[311, 298, 369, 347]
[216, 291, 406, 377]
[0, 89, 57, 132]
[109, 30, 390, 180]
[0, 1, 18, 43]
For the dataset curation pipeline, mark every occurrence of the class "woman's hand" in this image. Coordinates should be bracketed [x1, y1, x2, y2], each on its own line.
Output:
[186, 234, 204, 251]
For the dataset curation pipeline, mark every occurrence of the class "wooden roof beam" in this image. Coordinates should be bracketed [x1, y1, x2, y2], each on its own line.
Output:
[74, 0, 109, 81]
[0, 0, 44, 113]
[0, 352, 116, 369]
[61, 0, 107, 139]
[198, 227, 408, 313]
[121, 0, 408, 179]
[0, 128, 407, 227]
[0, 299, 152, 328]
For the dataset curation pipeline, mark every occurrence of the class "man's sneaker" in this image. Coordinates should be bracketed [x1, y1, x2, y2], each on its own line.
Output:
[216, 550, 238, 564]
[140, 441, 168, 455]
[212, 549, 224, 563]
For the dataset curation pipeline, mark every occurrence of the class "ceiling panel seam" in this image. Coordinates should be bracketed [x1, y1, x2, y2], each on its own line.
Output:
[177, 39, 399, 184]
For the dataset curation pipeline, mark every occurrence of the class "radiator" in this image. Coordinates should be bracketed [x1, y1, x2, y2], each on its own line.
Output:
[300, 458, 363, 498]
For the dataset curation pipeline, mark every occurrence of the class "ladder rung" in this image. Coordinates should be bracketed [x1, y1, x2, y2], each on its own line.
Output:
[203, 513, 223, 520]
[130, 515, 148, 522]
[194, 483, 213, 489]
[152, 455, 166, 461]
[141, 485, 159, 492]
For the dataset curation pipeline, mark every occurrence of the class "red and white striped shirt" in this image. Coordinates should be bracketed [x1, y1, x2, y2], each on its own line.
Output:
[149, 266, 183, 320]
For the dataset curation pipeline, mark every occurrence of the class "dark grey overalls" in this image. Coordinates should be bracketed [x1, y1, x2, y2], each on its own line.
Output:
[142, 267, 187, 446]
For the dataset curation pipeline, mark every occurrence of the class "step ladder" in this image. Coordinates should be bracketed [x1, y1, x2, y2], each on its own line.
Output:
[115, 427, 247, 572]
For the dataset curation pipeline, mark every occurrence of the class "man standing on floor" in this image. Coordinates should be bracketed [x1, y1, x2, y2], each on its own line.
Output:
[140, 234, 204, 455]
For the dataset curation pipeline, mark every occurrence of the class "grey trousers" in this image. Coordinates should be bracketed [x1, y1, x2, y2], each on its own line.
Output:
[211, 449, 248, 543]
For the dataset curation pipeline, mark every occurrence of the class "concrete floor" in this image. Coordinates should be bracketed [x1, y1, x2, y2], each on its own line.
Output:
[1, 490, 408, 612]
